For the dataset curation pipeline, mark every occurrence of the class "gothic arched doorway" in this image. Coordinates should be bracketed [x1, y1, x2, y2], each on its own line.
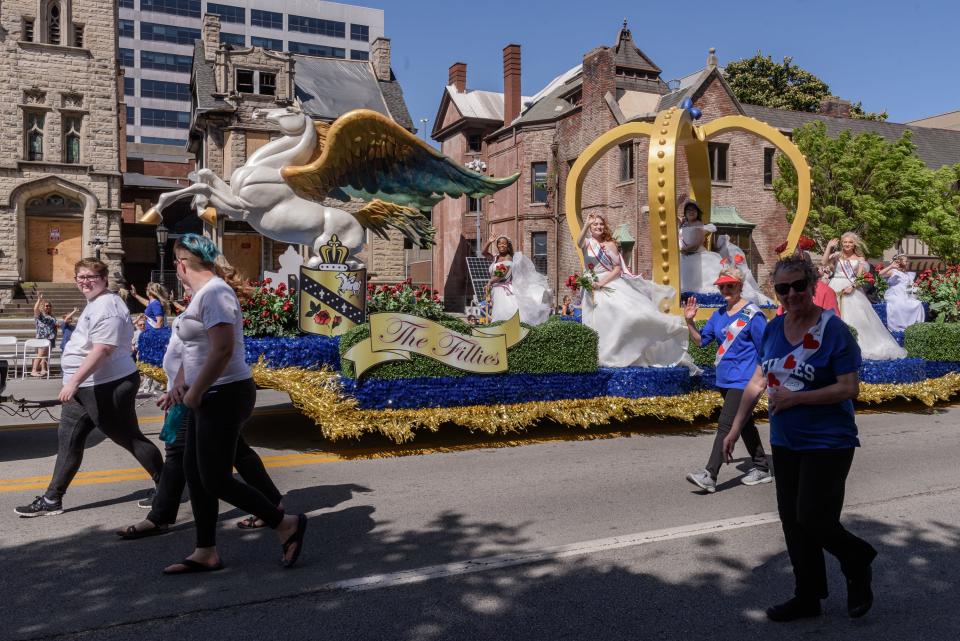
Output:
[25, 193, 84, 282]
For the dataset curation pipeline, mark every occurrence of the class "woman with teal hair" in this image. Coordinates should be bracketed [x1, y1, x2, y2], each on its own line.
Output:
[161, 234, 307, 573]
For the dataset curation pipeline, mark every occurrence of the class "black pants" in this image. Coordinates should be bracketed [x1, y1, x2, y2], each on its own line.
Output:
[149, 408, 282, 526]
[184, 378, 284, 548]
[773, 446, 877, 599]
[46, 372, 162, 501]
[705, 387, 769, 479]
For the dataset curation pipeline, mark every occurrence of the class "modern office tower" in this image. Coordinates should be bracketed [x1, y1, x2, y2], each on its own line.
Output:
[119, 0, 384, 147]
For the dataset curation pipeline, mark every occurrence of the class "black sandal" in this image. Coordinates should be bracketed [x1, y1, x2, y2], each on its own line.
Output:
[163, 559, 224, 575]
[280, 514, 308, 569]
[117, 523, 170, 540]
[237, 515, 266, 530]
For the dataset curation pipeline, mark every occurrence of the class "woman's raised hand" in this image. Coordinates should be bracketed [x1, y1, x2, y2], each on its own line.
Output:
[683, 296, 698, 321]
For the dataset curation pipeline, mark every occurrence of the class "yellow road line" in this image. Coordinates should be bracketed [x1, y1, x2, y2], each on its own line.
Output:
[0, 452, 342, 493]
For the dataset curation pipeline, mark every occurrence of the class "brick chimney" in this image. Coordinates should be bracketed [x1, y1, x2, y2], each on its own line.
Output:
[371, 37, 392, 82]
[448, 62, 467, 93]
[202, 13, 221, 61]
[819, 96, 852, 118]
[503, 44, 521, 126]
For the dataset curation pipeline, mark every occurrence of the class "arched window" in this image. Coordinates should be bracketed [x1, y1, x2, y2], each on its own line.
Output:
[25, 193, 83, 214]
[63, 116, 81, 163]
[48, 2, 62, 45]
[26, 112, 45, 161]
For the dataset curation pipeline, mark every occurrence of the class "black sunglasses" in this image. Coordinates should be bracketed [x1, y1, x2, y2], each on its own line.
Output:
[774, 278, 810, 296]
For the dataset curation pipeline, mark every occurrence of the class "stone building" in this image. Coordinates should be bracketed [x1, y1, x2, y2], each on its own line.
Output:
[431, 23, 960, 310]
[185, 14, 415, 284]
[0, 0, 124, 302]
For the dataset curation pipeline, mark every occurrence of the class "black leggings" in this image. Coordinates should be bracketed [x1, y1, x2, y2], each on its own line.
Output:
[149, 408, 282, 526]
[184, 378, 284, 548]
[773, 446, 876, 599]
[705, 386, 768, 479]
[46, 372, 162, 501]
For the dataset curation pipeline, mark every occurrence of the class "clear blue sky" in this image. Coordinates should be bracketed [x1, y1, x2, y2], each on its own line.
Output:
[361, 0, 959, 137]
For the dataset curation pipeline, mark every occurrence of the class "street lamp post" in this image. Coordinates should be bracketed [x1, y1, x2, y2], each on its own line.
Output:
[465, 159, 487, 256]
[88, 237, 105, 260]
[155, 223, 169, 287]
[419, 118, 429, 143]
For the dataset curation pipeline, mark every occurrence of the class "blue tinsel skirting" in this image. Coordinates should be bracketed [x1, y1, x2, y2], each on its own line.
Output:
[138, 329, 341, 371]
[138, 327, 958, 411]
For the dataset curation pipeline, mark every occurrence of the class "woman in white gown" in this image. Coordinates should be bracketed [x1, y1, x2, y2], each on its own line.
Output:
[879, 253, 925, 332]
[679, 201, 724, 294]
[577, 213, 696, 371]
[823, 232, 906, 360]
[484, 236, 552, 325]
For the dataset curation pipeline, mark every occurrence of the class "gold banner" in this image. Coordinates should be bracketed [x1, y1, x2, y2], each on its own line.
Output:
[344, 312, 529, 378]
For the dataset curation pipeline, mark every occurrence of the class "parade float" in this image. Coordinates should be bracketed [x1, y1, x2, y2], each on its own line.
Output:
[135, 104, 960, 443]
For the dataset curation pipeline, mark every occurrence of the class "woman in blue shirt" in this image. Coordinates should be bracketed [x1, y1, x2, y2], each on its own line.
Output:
[723, 254, 876, 622]
[683, 267, 770, 493]
[130, 283, 169, 330]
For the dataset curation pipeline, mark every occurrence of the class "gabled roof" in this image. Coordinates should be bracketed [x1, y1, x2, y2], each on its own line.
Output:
[613, 22, 661, 74]
[191, 44, 414, 131]
[657, 65, 743, 115]
[447, 87, 510, 121]
[741, 104, 960, 169]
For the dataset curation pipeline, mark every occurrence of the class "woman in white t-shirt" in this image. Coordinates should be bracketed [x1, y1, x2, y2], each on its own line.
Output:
[161, 234, 306, 574]
[15, 259, 163, 517]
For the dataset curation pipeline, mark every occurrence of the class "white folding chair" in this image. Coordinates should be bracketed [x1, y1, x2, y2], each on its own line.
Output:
[21, 338, 52, 380]
[0, 336, 19, 378]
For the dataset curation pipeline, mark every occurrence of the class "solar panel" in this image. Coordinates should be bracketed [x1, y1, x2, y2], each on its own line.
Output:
[465, 255, 493, 301]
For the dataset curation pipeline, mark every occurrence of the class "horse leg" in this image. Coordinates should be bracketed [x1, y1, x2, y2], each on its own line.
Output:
[154, 183, 212, 213]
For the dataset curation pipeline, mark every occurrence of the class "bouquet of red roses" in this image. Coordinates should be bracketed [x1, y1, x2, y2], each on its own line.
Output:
[565, 263, 610, 293]
[492, 263, 508, 279]
[854, 271, 875, 290]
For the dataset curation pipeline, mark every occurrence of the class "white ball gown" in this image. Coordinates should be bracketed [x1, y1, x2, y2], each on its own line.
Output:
[828, 257, 907, 360]
[883, 269, 925, 332]
[679, 223, 723, 294]
[713, 234, 776, 307]
[488, 252, 552, 325]
[581, 238, 696, 372]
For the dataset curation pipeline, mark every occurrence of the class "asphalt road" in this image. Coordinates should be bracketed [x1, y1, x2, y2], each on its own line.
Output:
[1, 391, 958, 641]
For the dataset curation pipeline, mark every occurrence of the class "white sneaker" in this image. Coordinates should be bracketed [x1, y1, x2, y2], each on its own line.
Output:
[741, 468, 773, 486]
[686, 470, 716, 493]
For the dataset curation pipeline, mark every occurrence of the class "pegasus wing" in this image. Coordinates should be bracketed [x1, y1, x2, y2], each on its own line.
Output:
[281, 109, 519, 211]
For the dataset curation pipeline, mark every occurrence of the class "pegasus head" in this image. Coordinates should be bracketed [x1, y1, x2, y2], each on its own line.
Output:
[252, 102, 306, 136]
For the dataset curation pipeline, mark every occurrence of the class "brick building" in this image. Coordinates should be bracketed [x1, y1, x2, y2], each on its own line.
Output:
[182, 14, 415, 284]
[0, 0, 125, 302]
[431, 23, 960, 310]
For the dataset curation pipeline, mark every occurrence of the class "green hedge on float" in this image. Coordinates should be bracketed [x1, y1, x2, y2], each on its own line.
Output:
[339, 315, 599, 379]
[904, 322, 960, 361]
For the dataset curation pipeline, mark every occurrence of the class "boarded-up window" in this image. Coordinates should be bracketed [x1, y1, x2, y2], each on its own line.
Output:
[245, 131, 270, 159]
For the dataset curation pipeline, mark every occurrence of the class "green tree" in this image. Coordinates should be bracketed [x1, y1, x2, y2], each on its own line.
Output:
[723, 52, 887, 121]
[724, 53, 829, 113]
[774, 122, 932, 256]
[913, 164, 960, 263]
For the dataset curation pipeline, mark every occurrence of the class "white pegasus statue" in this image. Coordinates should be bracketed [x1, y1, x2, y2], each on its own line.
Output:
[142, 103, 518, 267]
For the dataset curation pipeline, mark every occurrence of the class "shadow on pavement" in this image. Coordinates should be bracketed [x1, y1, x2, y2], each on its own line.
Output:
[2, 504, 958, 641]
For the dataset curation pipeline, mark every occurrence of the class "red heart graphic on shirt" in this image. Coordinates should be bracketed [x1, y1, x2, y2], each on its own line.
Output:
[736, 319, 747, 327]
[768, 373, 781, 387]
[717, 345, 726, 355]
[803, 334, 820, 349]
[726, 332, 734, 342]
[784, 354, 797, 369]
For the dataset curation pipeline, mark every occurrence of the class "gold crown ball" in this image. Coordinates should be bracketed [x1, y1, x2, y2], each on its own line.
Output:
[319, 235, 349, 265]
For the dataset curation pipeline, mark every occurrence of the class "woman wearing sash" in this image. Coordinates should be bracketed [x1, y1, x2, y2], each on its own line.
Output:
[577, 213, 694, 371]
[724, 254, 876, 622]
[683, 267, 771, 493]
[483, 236, 551, 325]
[679, 201, 724, 294]
[878, 253, 925, 332]
[823, 233, 906, 360]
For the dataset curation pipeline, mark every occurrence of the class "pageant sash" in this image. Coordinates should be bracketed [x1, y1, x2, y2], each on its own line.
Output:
[714, 303, 760, 366]
[765, 311, 834, 393]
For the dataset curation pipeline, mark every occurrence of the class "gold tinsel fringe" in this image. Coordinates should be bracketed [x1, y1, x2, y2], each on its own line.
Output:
[137, 364, 960, 444]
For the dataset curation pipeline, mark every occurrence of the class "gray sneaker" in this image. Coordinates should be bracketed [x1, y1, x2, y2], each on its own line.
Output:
[741, 468, 773, 486]
[686, 470, 717, 493]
